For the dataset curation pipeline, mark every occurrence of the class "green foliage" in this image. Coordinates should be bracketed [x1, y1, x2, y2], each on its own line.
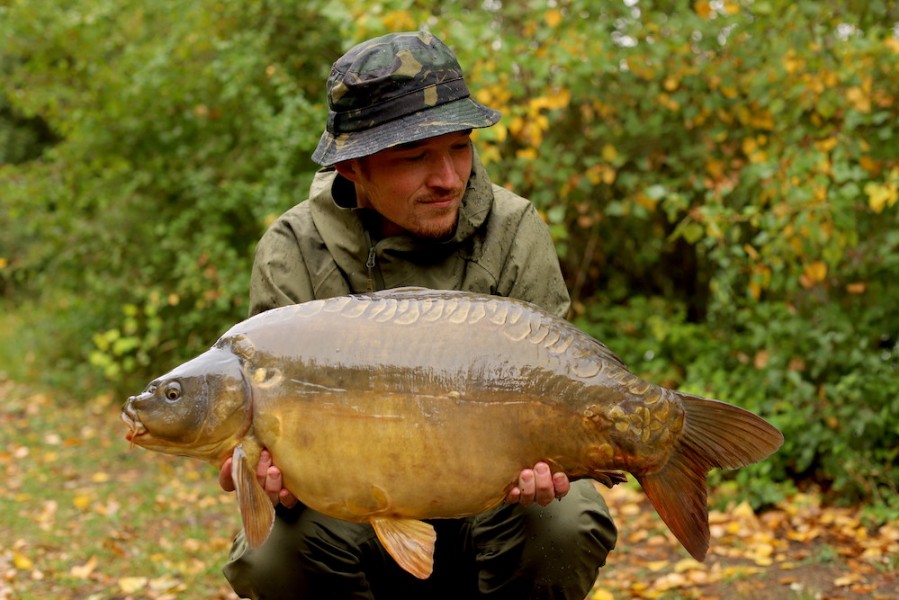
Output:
[1, 0, 340, 394]
[2, 0, 898, 517]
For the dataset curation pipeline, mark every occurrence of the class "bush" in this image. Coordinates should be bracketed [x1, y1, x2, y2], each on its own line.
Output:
[1, 0, 897, 517]
[1, 0, 341, 394]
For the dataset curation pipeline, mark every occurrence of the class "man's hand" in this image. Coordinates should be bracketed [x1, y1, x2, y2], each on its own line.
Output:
[219, 449, 298, 509]
[505, 462, 570, 507]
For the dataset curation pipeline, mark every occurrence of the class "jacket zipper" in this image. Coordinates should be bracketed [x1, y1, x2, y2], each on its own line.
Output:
[364, 230, 384, 292]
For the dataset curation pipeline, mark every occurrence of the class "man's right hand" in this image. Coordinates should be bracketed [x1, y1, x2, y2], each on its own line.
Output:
[219, 449, 298, 509]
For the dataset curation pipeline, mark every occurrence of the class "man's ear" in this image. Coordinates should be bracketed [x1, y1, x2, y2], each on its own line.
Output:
[334, 159, 361, 183]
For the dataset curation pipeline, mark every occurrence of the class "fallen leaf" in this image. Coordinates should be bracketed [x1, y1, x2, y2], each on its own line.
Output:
[149, 574, 183, 592]
[647, 560, 670, 572]
[834, 573, 862, 587]
[70, 555, 98, 579]
[673, 557, 705, 573]
[118, 577, 148, 593]
[12, 551, 33, 570]
[73, 494, 92, 510]
[91, 472, 110, 483]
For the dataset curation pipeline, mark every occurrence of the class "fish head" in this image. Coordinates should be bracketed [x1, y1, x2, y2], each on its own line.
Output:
[121, 346, 251, 462]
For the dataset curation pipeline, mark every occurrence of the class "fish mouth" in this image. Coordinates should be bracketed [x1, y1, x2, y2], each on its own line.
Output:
[121, 409, 147, 444]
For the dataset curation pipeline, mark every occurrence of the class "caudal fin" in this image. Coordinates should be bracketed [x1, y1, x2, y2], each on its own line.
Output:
[634, 393, 783, 561]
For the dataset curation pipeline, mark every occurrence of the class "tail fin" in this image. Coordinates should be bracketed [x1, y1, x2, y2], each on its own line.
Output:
[634, 393, 783, 561]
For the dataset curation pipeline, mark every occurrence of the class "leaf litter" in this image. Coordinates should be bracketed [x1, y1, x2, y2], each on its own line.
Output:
[1, 376, 895, 599]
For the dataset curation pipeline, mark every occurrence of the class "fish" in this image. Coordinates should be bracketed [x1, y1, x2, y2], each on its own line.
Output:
[121, 287, 783, 579]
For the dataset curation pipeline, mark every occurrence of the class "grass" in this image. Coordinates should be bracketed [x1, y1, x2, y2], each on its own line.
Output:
[1, 376, 241, 599]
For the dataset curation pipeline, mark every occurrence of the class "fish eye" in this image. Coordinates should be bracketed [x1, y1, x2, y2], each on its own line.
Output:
[163, 382, 182, 402]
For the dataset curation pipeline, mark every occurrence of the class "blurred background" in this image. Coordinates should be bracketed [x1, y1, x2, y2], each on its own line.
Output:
[1, 0, 897, 595]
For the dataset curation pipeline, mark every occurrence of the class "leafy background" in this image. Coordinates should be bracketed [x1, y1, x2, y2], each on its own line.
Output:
[1, 0, 898, 596]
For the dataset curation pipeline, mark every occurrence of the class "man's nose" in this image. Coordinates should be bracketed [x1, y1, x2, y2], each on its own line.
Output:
[426, 154, 461, 189]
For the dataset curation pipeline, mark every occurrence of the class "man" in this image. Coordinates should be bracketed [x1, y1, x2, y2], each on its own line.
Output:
[220, 31, 617, 599]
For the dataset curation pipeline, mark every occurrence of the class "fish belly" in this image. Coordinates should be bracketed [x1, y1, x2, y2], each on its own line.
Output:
[257, 389, 591, 522]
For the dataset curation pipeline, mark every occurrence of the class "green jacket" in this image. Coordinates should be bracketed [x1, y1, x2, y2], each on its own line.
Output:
[248, 153, 570, 318]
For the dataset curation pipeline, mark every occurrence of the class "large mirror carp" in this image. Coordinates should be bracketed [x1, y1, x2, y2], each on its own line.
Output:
[122, 287, 783, 579]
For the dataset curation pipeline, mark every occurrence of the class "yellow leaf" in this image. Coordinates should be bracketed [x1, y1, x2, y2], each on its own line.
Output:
[865, 181, 898, 213]
[73, 494, 92, 510]
[13, 551, 33, 570]
[0, 257, 7, 269]
[722, 0, 741, 14]
[70, 556, 98, 579]
[91, 471, 110, 483]
[380, 10, 416, 31]
[815, 136, 838, 152]
[545, 8, 563, 27]
[706, 158, 726, 179]
[591, 590, 615, 600]
[834, 573, 861, 587]
[516, 148, 538, 160]
[530, 89, 571, 112]
[742, 137, 757, 155]
[149, 574, 183, 592]
[601, 144, 618, 162]
[118, 577, 148, 593]
[846, 86, 871, 113]
[694, 0, 712, 19]
[802, 261, 827, 285]
[647, 560, 670, 572]
[859, 156, 880, 174]
[674, 557, 705, 572]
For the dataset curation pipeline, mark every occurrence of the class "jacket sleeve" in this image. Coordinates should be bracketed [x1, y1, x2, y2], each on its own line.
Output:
[495, 203, 571, 319]
[248, 219, 316, 317]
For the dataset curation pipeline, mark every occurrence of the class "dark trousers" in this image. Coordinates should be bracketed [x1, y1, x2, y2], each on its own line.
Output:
[223, 480, 617, 600]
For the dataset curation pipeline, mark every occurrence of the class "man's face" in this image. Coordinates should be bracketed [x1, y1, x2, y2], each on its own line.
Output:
[337, 130, 473, 239]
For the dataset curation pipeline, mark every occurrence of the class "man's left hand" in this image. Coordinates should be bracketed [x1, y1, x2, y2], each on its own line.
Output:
[505, 462, 570, 506]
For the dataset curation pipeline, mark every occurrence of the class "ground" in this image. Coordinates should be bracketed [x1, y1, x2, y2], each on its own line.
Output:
[591, 484, 898, 599]
[1, 376, 896, 599]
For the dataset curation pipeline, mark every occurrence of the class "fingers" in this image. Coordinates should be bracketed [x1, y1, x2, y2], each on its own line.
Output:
[552, 471, 571, 500]
[531, 462, 556, 506]
[504, 485, 522, 504]
[257, 450, 281, 506]
[218, 457, 235, 492]
[516, 468, 536, 506]
[257, 450, 298, 508]
[508, 463, 571, 507]
[256, 449, 274, 482]
[278, 488, 299, 509]
[221, 449, 295, 508]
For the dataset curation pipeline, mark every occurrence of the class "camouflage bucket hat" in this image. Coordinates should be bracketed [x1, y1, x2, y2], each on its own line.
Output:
[311, 31, 501, 166]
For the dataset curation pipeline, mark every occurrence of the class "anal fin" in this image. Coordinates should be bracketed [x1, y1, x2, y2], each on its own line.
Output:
[370, 518, 436, 579]
[232, 443, 275, 548]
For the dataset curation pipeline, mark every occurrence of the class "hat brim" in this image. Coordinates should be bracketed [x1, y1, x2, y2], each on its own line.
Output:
[311, 97, 501, 166]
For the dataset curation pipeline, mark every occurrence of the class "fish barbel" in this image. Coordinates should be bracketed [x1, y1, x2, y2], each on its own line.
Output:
[121, 287, 783, 579]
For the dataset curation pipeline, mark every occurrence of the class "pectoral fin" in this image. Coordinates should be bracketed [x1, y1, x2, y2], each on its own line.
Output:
[370, 518, 436, 580]
[232, 443, 275, 548]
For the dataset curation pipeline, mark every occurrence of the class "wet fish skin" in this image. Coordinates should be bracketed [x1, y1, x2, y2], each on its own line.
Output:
[122, 287, 784, 579]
